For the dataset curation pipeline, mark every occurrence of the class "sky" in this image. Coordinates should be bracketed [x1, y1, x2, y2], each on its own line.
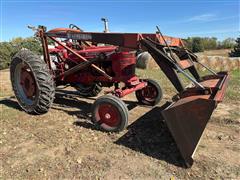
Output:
[0, 0, 239, 42]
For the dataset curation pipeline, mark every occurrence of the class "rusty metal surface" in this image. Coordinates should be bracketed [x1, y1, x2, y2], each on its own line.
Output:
[46, 29, 184, 48]
[162, 71, 229, 167]
[162, 97, 216, 167]
[178, 59, 193, 69]
[200, 79, 219, 88]
[214, 72, 229, 102]
[39, 29, 51, 70]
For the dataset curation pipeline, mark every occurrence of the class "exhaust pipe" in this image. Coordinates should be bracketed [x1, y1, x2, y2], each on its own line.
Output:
[101, 18, 109, 33]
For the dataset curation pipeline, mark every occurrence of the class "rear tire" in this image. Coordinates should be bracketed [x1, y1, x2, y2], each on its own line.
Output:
[10, 50, 55, 114]
[91, 95, 128, 132]
[135, 79, 163, 106]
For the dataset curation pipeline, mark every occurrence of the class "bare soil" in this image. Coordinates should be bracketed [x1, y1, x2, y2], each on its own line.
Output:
[0, 69, 239, 179]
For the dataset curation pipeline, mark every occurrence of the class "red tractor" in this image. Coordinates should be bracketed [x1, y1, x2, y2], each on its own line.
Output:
[10, 24, 229, 167]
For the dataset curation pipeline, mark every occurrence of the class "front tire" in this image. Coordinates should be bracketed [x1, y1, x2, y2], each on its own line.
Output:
[10, 50, 55, 114]
[91, 95, 128, 132]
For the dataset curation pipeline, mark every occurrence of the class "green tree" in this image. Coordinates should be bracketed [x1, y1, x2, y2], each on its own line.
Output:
[202, 37, 217, 50]
[192, 37, 204, 52]
[184, 37, 193, 50]
[0, 37, 42, 70]
[0, 42, 15, 69]
[221, 38, 235, 49]
[229, 37, 240, 57]
[11, 37, 42, 54]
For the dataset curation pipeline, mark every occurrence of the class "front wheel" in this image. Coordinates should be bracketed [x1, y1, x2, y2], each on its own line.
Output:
[91, 95, 128, 132]
[135, 79, 163, 106]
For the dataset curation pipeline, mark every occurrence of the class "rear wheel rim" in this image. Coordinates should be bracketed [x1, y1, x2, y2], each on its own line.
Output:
[95, 103, 120, 127]
[15, 62, 37, 105]
[140, 84, 158, 102]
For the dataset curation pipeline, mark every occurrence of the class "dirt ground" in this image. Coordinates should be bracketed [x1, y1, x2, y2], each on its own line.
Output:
[0, 69, 240, 179]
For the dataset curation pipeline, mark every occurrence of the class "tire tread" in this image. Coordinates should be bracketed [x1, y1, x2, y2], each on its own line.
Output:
[10, 50, 55, 114]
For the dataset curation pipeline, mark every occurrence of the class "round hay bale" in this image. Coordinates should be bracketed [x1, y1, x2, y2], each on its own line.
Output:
[208, 56, 216, 65]
[136, 52, 152, 69]
[227, 58, 235, 70]
[199, 55, 208, 64]
[195, 62, 201, 71]
[230, 58, 240, 70]
[208, 57, 218, 70]
[148, 57, 159, 69]
[221, 57, 231, 71]
[210, 57, 222, 71]
[198, 56, 209, 71]
[229, 62, 235, 70]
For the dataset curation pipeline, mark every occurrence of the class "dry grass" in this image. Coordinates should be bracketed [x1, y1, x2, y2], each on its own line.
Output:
[0, 68, 240, 179]
[195, 49, 231, 57]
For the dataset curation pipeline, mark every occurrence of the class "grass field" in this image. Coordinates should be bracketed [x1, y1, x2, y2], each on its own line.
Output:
[0, 68, 240, 179]
[196, 49, 231, 57]
[225, 69, 240, 101]
[137, 68, 240, 101]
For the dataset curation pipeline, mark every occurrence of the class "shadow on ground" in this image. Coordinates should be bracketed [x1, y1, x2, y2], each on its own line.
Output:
[0, 97, 22, 111]
[115, 103, 185, 167]
[54, 91, 185, 167]
[53, 90, 92, 119]
[53, 89, 139, 131]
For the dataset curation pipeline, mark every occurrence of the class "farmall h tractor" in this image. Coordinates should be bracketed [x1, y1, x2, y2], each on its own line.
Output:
[10, 23, 229, 167]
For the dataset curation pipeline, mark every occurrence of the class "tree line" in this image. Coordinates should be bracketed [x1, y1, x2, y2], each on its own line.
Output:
[0, 36, 237, 70]
[184, 37, 236, 53]
[0, 37, 42, 70]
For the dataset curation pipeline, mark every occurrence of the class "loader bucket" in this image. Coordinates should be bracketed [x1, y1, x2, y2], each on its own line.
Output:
[162, 71, 229, 167]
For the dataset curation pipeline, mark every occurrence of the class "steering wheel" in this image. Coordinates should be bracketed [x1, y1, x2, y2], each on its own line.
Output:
[69, 24, 83, 31]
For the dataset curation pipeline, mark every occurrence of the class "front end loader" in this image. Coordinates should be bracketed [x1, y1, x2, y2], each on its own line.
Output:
[10, 24, 229, 167]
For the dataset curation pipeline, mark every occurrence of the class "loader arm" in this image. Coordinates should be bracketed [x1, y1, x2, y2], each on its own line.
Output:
[140, 38, 229, 167]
